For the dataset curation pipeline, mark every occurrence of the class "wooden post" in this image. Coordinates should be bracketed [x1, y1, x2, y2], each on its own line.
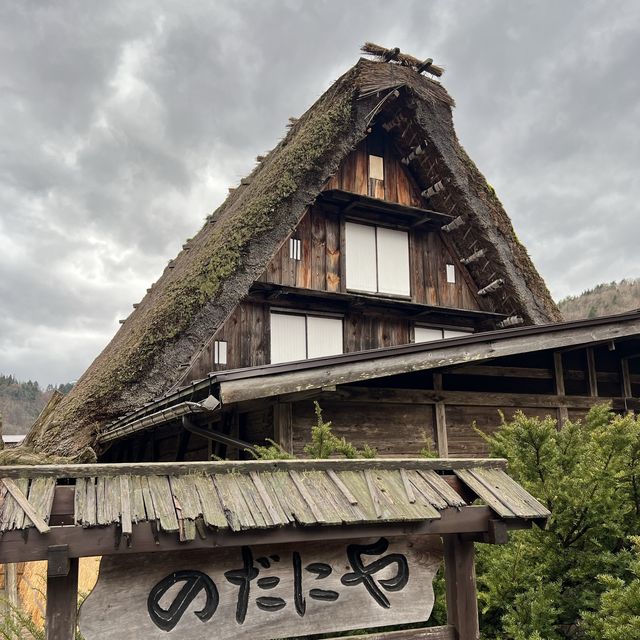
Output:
[274, 402, 293, 454]
[5, 563, 18, 620]
[553, 352, 569, 428]
[621, 358, 632, 399]
[433, 374, 449, 457]
[443, 534, 479, 640]
[227, 409, 240, 460]
[586, 348, 598, 397]
[46, 547, 78, 640]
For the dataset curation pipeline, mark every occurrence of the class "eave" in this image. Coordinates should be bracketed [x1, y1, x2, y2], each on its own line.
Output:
[99, 310, 640, 444]
[248, 282, 506, 327]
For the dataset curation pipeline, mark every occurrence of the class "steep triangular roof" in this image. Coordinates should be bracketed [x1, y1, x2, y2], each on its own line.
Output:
[24, 53, 559, 458]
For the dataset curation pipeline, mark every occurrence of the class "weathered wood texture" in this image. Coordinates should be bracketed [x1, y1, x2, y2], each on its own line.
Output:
[291, 400, 436, 457]
[258, 205, 342, 292]
[186, 301, 438, 378]
[0, 506, 505, 565]
[325, 136, 423, 206]
[46, 557, 78, 640]
[326, 626, 455, 639]
[258, 205, 482, 311]
[444, 535, 479, 640]
[1, 458, 550, 542]
[445, 405, 551, 457]
[453, 468, 548, 519]
[218, 320, 640, 404]
[79, 537, 442, 640]
[189, 301, 269, 378]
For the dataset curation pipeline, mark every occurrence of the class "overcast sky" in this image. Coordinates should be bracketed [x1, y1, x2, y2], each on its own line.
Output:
[1, 0, 639, 385]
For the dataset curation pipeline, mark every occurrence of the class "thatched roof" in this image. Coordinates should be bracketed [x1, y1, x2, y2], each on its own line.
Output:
[24, 54, 559, 458]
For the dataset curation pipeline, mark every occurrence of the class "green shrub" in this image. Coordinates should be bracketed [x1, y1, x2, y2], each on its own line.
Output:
[476, 405, 640, 639]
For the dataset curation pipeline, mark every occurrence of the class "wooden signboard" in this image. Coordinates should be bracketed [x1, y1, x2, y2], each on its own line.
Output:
[79, 535, 442, 640]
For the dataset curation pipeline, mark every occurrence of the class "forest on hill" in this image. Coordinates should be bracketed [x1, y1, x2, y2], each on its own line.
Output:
[558, 278, 640, 320]
[0, 375, 73, 435]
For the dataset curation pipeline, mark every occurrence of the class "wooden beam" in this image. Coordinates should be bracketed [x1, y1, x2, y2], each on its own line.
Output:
[443, 535, 479, 640]
[46, 553, 78, 640]
[1, 478, 51, 533]
[622, 358, 633, 398]
[273, 402, 293, 454]
[325, 626, 455, 639]
[433, 374, 448, 457]
[554, 352, 569, 427]
[5, 563, 18, 618]
[182, 416, 256, 455]
[219, 319, 640, 404]
[444, 363, 637, 384]
[435, 404, 448, 457]
[322, 385, 624, 410]
[586, 348, 598, 397]
[0, 506, 521, 564]
[477, 279, 504, 296]
[0, 458, 507, 480]
[447, 364, 554, 379]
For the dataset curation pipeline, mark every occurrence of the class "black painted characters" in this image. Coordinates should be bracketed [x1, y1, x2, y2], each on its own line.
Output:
[147, 537, 410, 631]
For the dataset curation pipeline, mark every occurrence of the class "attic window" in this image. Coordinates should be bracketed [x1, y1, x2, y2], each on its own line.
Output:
[369, 155, 384, 181]
[289, 238, 302, 261]
[446, 264, 456, 284]
[213, 340, 227, 365]
[414, 326, 473, 343]
[270, 312, 343, 364]
[345, 222, 410, 296]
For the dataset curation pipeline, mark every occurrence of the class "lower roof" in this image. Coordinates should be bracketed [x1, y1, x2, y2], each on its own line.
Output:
[102, 310, 640, 440]
[0, 458, 548, 564]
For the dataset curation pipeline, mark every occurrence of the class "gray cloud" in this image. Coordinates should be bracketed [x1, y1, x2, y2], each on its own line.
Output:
[0, 0, 639, 384]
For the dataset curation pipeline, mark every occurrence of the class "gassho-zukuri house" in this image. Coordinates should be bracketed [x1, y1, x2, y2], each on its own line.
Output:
[1, 43, 638, 640]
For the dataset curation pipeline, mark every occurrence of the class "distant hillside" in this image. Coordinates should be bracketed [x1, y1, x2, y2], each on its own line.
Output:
[0, 375, 73, 435]
[558, 278, 640, 321]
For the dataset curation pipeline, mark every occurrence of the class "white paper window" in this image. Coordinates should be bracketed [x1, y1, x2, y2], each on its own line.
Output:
[270, 313, 306, 364]
[377, 227, 410, 296]
[369, 154, 384, 181]
[414, 327, 445, 343]
[270, 313, 343, 364]
[345, 222, 377, 292]
[443, 328, 472, 339]
[307, 316, 343, 359]
[213, 340, 227, 365]
[446, 264, 456, 284]
[414, 326, 473, 343]
[345, 222, 410, 296]
[289, 238, 302, 261]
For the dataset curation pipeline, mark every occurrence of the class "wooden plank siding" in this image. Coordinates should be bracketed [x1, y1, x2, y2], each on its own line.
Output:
[185, 300, 418, 379]
[324, 136, 423, 207]
[259, 205, 480, 309]
[291, 399, 436, 458]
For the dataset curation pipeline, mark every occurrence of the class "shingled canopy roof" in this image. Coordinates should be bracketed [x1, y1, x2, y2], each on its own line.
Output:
[0, 458, 549, 563]
[22, 46, 559, 460]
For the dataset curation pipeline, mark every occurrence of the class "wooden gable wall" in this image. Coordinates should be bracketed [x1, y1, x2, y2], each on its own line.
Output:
[181, 132, 494, 382]
[324, 130, 423, 205]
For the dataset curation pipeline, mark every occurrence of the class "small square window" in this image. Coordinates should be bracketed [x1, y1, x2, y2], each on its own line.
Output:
[369, 155, 384, 181]
[213, 340, 227, 365]
[446, 264, 456, 284]
[289, 237, 302, 260]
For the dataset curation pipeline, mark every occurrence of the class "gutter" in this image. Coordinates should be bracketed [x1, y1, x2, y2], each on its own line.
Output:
[99, 395, 220, 444]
